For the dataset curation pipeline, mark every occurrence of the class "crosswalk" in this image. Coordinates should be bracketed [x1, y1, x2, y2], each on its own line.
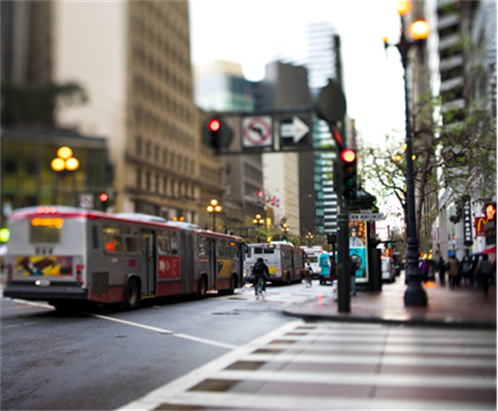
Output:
[117, 321, 496, 410]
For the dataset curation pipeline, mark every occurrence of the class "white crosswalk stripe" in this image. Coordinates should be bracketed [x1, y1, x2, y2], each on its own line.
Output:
[117, 321, 497, 410]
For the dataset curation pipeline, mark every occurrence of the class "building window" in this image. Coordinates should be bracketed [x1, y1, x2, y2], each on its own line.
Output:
[136, 137, 142, 156]
[155, 174, 160, 193]
[155, 145, 159, 162]
[146, 171, 151, 191]
[136, 168, 142, 189]
[163, 176, 168, 194]
[145, 141, 151, 159]
[163, 149, 168, 165]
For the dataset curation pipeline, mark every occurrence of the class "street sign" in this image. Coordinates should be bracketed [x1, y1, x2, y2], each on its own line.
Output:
[79, 193, 94, 209]
[241, 116, 273, 148]
[280, 116, 309, 145]
[350, 213, 384, 221]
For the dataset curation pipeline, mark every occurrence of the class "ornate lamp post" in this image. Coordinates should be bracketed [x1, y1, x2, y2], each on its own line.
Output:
[51, 146, 79, 205]
[280, 223, 290, 241]
[252, 214, 265, 242]
[305, 232, 314, 246]
[384, 0, 429, 306]
[206, 199, 222, 232]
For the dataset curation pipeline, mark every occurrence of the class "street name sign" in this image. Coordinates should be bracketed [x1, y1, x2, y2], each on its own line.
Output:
[350, 213, 384, 221]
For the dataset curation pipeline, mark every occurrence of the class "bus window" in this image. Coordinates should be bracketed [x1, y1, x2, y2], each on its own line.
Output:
[170, 231, 179, 255]
[157, 231, 171, 256]
[103, 225, 123, 253]
[30, 217, 63, 244]
[198, 236, 207, 258]
[92, 225, 99, 249]
[253, 247, 263, 255]
[264, 248, 275, 255]
[123, 226, 140, 254]
[282, 249, 291, 260]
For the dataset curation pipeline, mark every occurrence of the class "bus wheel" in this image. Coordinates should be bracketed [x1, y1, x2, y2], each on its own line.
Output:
[198, 276, 207, 299]
[124, 279, 140, 310]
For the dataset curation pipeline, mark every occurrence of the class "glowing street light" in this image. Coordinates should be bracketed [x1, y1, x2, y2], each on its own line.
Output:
[206, 199, 222, 232]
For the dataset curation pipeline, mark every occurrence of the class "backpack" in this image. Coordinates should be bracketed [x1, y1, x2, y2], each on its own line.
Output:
[252, 262, 264, 275]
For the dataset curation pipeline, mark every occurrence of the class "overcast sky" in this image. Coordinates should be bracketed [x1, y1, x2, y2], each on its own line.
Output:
[189, 0, 408, 146]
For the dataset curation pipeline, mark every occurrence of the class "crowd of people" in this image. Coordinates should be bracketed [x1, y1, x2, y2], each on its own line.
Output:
[429, 254, 496, 295]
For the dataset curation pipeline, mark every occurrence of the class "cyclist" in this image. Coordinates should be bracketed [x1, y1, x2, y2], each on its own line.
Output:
[252, 257, 269, 296]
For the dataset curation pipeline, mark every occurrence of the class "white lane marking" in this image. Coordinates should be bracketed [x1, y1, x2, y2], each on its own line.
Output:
[90, 314, 173, 334]
[115, 321, 304, 411]
[152, 391, 495, 411]
[173, 333, 237, 350]
[91, 314, 237, 349]
[2, 321, 38, 329]
[11, 299, 52, 309]
[214, 369, 497, 389]
[246, 353, 497, 368]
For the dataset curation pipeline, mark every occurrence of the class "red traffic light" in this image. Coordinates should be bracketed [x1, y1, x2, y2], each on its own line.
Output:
[99, 193, 109, 202]
[340, 148, 356, 163]
[208, 119, 221, 132]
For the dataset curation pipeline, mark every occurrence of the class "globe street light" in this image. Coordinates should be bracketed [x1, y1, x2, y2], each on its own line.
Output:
[206, 199, 222, 232]
[384, 0, 429, 306]
[305, 232, 314, 246]
[252, 214, 265, 242]
[280, 223, 290, 241]
[51, 146, 79, 205]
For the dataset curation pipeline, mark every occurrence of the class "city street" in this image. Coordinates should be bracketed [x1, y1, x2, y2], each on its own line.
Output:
[1, 281, 325, 410]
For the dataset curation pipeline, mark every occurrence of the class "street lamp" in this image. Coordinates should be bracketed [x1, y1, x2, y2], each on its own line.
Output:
[384, 0, 429, 306]
[252, 214, 265, 242]
[305, 232, 314, 246]
[51, 146, 79, 205]
[280, 223, 290, 241]
[206, 199, 222, 232]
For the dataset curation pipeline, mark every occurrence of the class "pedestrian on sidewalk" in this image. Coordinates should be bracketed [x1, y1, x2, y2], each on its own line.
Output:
[460, 256, 471, 287]
[436, 256, 446, 286]
[419, 259, 430, 282]
[476, 254, 494, 296]
[349, 256, 359, 296]
[446, 255, 458, 289]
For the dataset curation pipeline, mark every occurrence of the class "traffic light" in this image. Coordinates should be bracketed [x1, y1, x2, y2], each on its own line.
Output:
[202, 117, 233, 150]
[99, 192, 109, 212]
[485, 202, 496, 221]
[340, 148, 357, 201]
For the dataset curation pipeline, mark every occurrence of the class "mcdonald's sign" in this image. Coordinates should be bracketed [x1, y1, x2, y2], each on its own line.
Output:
[475, 217, 487, 237]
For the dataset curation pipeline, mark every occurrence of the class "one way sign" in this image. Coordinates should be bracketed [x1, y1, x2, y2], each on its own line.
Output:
[280, 116, 310, 146]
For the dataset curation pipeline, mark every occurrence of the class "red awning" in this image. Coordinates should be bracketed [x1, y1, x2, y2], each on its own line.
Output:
[483, 246, 496, 254]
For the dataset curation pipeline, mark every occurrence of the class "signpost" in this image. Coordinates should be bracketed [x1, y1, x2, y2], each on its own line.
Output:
[280, 116, 309, 145]
[241, 116, 273, 148]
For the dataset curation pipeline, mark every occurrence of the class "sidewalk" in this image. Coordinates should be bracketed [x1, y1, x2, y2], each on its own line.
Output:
[284, 274, 497, 329]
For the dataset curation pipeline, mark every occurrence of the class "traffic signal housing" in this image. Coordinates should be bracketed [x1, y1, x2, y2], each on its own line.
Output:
[99, 192, 109, 212]
[202, 117, 233, 150]
[340, 148, 357, 201]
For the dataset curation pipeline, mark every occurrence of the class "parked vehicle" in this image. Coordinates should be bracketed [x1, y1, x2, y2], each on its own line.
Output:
[318, 252, 333, 285]
[381, 257, 395, 283]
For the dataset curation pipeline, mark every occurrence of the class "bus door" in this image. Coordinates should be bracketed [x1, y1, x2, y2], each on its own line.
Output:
[207, 238, 217, 289]
[141, 230, 157, 296]
[179, 230, 194, 294]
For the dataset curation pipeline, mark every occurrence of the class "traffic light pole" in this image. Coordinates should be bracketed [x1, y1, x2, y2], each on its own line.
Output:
[337, 195, 351, 312]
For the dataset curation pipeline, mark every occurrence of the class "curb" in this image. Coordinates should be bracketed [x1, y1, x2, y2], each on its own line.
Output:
[282, 300, 497, 330]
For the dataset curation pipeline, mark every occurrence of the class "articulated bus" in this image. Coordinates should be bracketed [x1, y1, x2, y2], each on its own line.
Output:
[3, 206, 244, 310]
[244, 241, 304, 285]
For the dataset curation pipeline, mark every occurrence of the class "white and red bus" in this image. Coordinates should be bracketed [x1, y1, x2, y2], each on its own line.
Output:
[244, 241, 304, 285]
[3, 206, 244, 310]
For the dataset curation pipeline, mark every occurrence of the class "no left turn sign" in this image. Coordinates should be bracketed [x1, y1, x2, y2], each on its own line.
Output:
[242, 116, 273, 148]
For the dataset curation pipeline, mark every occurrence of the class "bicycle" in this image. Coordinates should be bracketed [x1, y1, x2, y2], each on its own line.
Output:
[255, 277, 266, 300]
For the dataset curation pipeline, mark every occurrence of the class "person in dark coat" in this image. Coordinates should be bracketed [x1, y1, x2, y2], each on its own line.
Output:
[436, 256, 446, 286]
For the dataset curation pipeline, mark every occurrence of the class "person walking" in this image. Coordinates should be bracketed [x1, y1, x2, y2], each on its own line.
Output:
[476, 254, 494, 296]
[446, 255, 458, 289]
[460, 256, 471, 287]
[349, 256, 359, 296]
[436, 256, 446, 286]
[304, 262, 313, 287]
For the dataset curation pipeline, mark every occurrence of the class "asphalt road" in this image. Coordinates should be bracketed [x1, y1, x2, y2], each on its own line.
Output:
[1, 281, 327, 410]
